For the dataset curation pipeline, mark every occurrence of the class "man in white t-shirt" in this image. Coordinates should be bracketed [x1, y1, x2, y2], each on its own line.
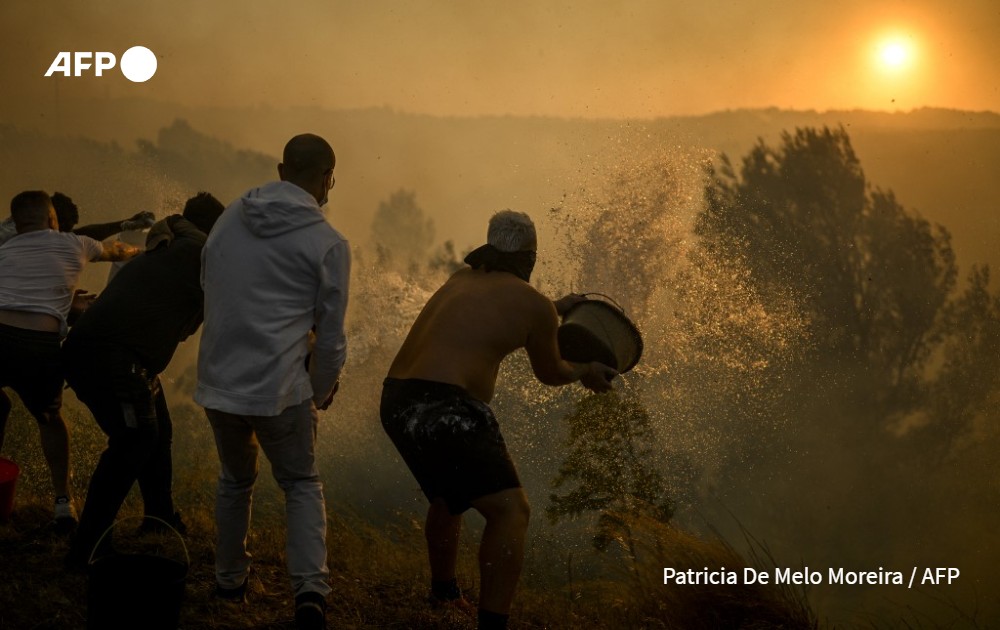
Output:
[0, 192, 156, 462]
[0, 190, 138, 527]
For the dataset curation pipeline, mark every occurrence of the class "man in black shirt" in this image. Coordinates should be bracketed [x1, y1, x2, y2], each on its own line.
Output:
[62, 192, 225, 566]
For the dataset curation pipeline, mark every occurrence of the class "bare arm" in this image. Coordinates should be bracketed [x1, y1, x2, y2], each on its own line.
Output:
[67, 289, 97, 326]
[525, 295, 616, 392]
[73, 211, 156, 241]
[96, 240, 141, 262]
[74, 220, 125, 242]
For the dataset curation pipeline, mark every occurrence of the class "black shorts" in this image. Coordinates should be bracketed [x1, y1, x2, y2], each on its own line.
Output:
[0, 323, 63, 422]
[380, 377, 521, 514]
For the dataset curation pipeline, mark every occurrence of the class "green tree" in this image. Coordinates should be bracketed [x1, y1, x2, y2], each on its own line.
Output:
[371, 189, 435, 274]
[557, 157, 690, 320]
[137, 119, 274, 203]
[696, 127, 957, 400]
[428, 239, 466, 275]
[923, 265, 1000, 455]
[548, 393, 673, 561]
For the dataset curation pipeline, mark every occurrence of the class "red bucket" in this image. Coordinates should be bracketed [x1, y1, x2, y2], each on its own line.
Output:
[0, 457, 19, 522]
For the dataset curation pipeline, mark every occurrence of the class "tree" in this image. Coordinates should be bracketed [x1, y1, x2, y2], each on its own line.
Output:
[923, 265, 1000, 455]
[548, 393, 674, 561]
[428, 239, 467, 275]
[370, 189, 435, 274]
[137, 119, 274, 203]
[556, 157, 690, 320]
[696, 127, 957, 400]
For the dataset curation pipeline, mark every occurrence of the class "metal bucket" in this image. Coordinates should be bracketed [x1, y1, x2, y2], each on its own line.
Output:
[87, 516, 189, 630]
[557, 294, 643, 373]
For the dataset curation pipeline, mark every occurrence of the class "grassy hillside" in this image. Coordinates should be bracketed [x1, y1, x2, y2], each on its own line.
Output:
[0, 105, 996, 628]
[0, 401, 818, 630]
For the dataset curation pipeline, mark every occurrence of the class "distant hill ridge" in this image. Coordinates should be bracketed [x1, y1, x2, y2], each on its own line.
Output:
[3, 99, 999, 272]
[685, 107, 1000, 131]
[7, 96, 1000, 147]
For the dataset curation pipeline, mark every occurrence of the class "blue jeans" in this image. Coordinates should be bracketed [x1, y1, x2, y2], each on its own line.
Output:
[206, 400, 330, 597]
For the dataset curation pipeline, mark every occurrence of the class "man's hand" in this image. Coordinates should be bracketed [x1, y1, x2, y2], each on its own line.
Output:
[579, 361, 617, 393]
[121, 211, 157, 232]
[68, 289, 97, 325]
[554, 293, 587, 317]
[316, 380, 340, 411]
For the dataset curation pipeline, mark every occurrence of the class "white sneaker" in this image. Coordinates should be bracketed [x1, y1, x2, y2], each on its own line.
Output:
[54, 496, 78, 524]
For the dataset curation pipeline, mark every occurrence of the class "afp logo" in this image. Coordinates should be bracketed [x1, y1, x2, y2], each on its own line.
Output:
[44, 46, 157, 83]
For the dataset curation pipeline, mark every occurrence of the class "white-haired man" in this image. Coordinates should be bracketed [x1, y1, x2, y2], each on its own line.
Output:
[381, 209, 616, 630]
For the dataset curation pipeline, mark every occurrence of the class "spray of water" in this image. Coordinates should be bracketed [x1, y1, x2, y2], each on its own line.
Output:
[2, 119, 995, 625]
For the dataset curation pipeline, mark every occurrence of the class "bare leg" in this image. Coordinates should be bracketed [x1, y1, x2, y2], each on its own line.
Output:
[37, 411, 71, 498]
[426, 497, 463, 581]
[470, 487, 530, 615]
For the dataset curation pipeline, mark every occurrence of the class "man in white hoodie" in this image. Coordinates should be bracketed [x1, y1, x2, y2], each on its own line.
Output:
[196, 134, 349, 630]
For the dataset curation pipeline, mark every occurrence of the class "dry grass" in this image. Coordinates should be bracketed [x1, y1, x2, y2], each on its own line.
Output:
[0, 489, 822, 629]
[0, 497, 483, 630]
[1, 400, 821, 629]
[612, 513, 816, 629]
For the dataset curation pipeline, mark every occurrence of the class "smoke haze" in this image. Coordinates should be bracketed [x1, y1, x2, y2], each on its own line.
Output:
[3, 1, 1000, 118]
[1, 2, 998, 626]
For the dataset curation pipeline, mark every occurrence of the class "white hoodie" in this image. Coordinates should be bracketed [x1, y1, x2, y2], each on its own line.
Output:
[195, 181, 350, 416]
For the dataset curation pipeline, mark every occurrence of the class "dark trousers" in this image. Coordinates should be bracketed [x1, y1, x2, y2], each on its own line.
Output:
[62, 338, 176, 557]
[0, 323, 64, 437]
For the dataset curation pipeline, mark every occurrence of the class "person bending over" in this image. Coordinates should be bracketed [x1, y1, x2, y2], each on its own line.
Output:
[0, 191, 138, 527]
[62, 192, 225, 568]
[381, 210, 616, 630]
[0, 192, 156, 452]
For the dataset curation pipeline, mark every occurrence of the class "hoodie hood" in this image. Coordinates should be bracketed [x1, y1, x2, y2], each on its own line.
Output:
[145, 215, 207, 251]
[239, 181, 326, 238]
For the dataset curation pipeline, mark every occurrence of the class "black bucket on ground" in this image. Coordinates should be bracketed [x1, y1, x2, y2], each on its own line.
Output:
[87, 517, 188, 630]
[557, 294, 643, 373]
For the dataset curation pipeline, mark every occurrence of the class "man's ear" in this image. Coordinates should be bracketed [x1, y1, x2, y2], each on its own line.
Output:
[277, 163, 285, 181]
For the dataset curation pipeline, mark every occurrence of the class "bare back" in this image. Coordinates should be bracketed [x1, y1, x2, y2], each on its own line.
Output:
[387, 267, 564, 402]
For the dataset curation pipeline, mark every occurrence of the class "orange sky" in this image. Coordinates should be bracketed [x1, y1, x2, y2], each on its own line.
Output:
[1, 0, 998, 118]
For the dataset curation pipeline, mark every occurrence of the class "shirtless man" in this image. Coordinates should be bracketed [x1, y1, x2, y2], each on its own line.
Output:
[0, 190, 138, 526]
[380, 210, 616, 630]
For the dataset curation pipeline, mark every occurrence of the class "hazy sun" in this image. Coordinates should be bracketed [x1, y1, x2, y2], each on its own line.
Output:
[875, 36, 916, 72]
